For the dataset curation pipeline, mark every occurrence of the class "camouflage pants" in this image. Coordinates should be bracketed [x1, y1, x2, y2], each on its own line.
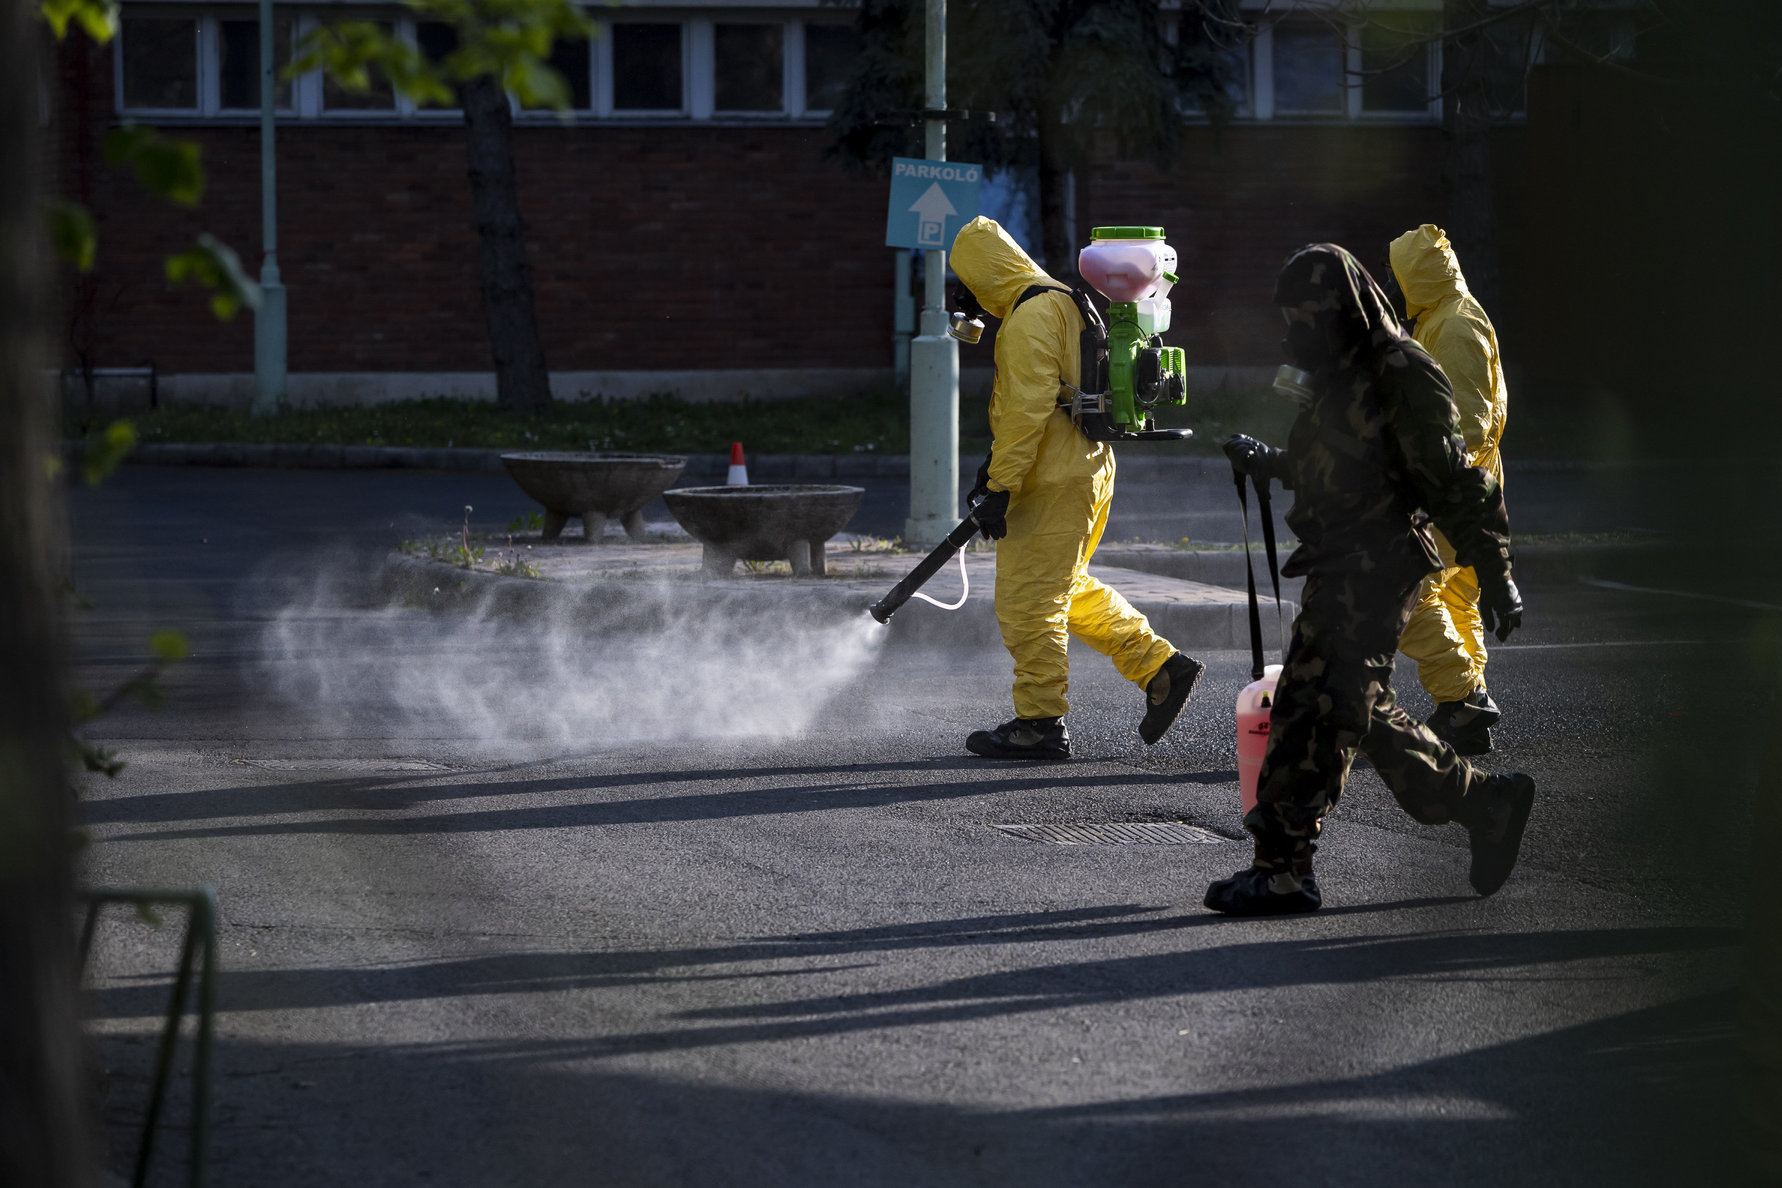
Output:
[1246, 566, 1486, 874]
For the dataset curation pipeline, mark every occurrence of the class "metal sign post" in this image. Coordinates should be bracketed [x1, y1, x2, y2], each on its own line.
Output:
[251, 0, 286, 417]
[900, 0, 969, 545]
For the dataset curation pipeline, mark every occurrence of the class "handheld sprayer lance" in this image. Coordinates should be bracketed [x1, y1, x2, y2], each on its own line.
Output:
[868, 499, 992, 624]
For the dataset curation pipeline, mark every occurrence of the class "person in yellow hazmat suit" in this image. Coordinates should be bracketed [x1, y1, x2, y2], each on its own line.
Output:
[1382, 225, 1510, 755]
[948, 216, 1204, 761]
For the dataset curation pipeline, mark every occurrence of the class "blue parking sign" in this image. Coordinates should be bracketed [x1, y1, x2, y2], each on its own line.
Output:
[885, 158, 983, 250]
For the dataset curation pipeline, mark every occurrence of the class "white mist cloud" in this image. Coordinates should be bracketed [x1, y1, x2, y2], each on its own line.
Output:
[259, 568, 888, 748]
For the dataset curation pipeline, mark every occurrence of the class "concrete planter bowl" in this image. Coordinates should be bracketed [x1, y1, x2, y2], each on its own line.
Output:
[500, 451, 686, 543]
[663, 484, 865, 576]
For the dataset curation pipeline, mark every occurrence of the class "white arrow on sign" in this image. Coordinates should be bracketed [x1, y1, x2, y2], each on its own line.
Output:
[908, 182, 957, 247]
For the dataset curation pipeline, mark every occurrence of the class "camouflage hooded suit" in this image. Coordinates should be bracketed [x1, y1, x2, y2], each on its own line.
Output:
[1248, 244, 1515, 874]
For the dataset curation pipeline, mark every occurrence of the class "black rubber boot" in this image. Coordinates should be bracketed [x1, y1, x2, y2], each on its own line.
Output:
[966, 716, 1071, 761]
[1463, 772, 1536, 896]
[1204, 866, 1323, 916]
[1139, 653, 1205, 745]
[1425, 689, 1500, 756]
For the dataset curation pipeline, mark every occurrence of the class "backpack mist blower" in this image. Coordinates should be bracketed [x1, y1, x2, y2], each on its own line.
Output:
[872, 226, 1201, 622]
[1066, 226, 1195, 443]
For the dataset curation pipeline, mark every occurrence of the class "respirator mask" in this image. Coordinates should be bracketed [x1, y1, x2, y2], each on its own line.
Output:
[948, 284, 987, 345]
[1273, 364, 1315, 406]
[1275, 309, 1321, 405]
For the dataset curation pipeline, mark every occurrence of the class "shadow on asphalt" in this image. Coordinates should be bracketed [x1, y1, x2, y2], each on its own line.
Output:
[88, 761, 1241, 839]
[91, 960, 1744, 1186]
[89, 917, 1735, 1025]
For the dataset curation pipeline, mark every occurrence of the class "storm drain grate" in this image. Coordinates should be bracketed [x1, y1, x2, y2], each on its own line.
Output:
[990, 822, 1232, 846]
[238, 759, 453, 773]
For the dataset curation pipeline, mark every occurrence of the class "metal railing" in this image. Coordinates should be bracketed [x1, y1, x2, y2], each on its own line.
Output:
[77, 885, 218, 1188]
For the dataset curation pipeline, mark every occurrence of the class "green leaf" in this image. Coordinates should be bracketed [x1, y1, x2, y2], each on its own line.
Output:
[509, 53, 568, 111]
[149, 630, 189, 662]
[166, 234, 263, 321]
[40, 0, 117, 42]
[103, 124, 204, 207]
[82, 418, 137, 485]
[44, 200, 97, 272]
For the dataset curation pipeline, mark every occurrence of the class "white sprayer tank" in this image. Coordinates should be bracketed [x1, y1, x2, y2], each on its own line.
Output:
[1078, 226, 1178, 334]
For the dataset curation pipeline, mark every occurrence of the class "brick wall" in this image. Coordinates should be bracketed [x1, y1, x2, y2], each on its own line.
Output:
[53, 35, 1538, 382]
[53, 35, 893, 376]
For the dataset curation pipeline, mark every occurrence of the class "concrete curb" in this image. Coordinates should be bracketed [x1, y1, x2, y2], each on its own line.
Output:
[380, 551, 1293, 651]
[116, 442, 924, 478]
[112, 441, 1702, 481]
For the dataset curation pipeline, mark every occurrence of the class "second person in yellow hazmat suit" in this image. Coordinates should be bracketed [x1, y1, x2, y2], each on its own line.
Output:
[1383, 224, 1510, 755]
[948, 216, 1203, 761]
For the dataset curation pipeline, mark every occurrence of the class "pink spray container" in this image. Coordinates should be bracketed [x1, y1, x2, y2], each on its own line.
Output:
[1236, 664, 1283, 817]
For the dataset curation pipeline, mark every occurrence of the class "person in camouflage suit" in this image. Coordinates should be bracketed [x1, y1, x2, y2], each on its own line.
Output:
[1206, 243, 1537, 916]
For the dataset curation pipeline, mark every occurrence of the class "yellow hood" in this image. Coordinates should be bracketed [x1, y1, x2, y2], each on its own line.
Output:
[950, 216, 1062, 320]
[1388, 224, 1468, 321]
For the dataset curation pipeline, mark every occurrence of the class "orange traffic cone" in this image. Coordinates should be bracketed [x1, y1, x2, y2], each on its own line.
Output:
[727, 442, 749, 486]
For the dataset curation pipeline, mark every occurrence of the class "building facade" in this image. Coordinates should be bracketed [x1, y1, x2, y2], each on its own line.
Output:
[53, 0, 1660, 408]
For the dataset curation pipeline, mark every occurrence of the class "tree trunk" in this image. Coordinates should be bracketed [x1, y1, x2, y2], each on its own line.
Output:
[1442, 0, 1500, 313]
[0, 0, 97, 1182]
[462, 75, 551, 413]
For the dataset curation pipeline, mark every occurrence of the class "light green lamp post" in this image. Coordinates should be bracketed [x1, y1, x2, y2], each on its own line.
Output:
[903, 0, 960, 547]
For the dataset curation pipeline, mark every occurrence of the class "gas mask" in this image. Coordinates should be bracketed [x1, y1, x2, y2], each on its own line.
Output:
[1273, 364, 1315, 406]
[1275, 308, 1319, 405]
[947, 284, 987, 345]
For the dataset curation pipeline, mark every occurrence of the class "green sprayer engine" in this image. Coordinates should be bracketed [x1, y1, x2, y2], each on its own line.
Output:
[1067, 225, 1192, 443]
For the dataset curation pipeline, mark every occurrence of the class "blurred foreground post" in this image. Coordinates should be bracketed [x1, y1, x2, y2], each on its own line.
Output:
[0, 0, 98, 1181]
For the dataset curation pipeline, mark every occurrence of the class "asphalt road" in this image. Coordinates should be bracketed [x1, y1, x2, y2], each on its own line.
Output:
[66, 464, 1765, 1186]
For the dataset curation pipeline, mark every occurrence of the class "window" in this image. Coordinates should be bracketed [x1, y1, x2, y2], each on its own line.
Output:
[547, 37, 592, 110]
[322, 20, 395, 111]
[714, 23, 782, 113]
[1272, 22, 1344, 115]
[612, 23, 682, 111]
[414, 21, 459, 111]
[121, 16, 199, 110]
[218, 15, 293, 110]
[802, 24, 857, 113]
[1360, 12, 1437, 114]
[517, 33, 589, 112]
[1180, 45, 1251, 116]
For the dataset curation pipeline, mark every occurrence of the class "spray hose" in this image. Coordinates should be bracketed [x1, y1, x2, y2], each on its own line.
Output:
[868, 510, 984, 624]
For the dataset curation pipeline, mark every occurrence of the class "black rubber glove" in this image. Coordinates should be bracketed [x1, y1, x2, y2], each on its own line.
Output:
[969, 452, 993, 502]
[1478, 571, 1523, 642]
[972, 488, 1009, 540]
[1222, 434, 1283, 484]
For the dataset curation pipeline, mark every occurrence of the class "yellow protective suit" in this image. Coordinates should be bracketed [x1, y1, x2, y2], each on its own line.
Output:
[950, 216, 1176, 720]
[1390, 224, 1510, 705]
